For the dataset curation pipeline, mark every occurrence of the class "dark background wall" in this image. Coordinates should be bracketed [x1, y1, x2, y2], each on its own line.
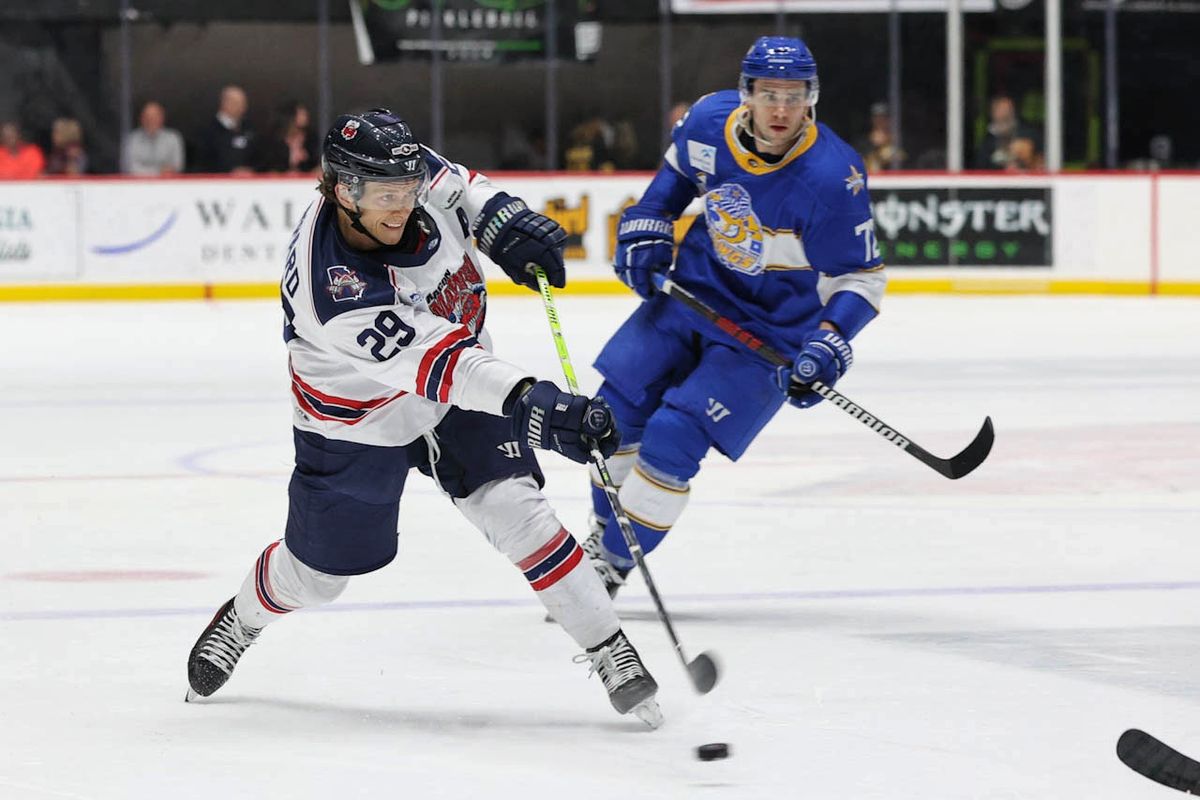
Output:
[2, 5, 1197, 173]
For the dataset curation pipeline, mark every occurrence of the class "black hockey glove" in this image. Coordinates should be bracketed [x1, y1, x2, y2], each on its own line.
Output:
[511, 380, 620, 465]
[473, 193, 567, 291]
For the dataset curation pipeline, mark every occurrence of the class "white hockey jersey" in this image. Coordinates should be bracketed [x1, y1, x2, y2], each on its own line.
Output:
[280, 149, 532, 446]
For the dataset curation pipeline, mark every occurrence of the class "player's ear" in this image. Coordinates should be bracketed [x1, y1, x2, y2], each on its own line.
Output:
[334, 181, 355, 208]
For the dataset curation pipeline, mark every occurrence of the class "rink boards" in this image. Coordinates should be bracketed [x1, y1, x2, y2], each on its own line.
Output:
[0, 171, 1196, 301]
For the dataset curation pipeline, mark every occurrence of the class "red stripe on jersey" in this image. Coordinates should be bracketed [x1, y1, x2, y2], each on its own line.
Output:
[517, 527, 571, 571]
[290, 382, 343, 423]
[415, 328, 472, 397]
[436, 340, 479, 403]
[529, 545, 584, 592]
[290, 364, 406, 410]
[430, 166, 450, 188]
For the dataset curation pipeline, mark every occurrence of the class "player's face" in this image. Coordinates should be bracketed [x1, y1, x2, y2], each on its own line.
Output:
[747, 78, 812, 153]
[337, 177, 426, 246]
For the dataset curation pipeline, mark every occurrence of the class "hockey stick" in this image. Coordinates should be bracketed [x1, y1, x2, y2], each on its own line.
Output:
[1117, 729, 1200, 794]
[651, 273, 994, 480]
[532, 267, 719, 695]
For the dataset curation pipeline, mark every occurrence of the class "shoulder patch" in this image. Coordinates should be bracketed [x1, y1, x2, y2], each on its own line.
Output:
[687, 140, 717, 175]
[326, 265, 367, 302]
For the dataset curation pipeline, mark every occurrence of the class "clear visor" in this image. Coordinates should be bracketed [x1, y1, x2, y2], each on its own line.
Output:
[339, 173, 430, 211]
[742, 79, 820, 109]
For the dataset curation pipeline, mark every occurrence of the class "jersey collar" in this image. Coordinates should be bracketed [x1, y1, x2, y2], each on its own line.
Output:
[724, 105, 818, 175]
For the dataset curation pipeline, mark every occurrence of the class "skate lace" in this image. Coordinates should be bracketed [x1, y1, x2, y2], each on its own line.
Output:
[582, 529, 626, 588]
[198, 609, 260, 676]
[573, 635, 644, 694]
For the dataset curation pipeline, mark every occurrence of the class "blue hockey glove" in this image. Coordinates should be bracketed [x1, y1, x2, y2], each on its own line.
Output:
[474, 193, 566, 291]
[776, 329, 854, 409]
[512, 380, 620, 464]
[614, 210, 674, 300]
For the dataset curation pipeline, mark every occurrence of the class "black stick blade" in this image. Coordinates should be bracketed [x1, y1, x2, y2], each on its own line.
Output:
[688, 652, 720, 694]
[1118, 728, 1200, 794]
[945, 416, 995, 479]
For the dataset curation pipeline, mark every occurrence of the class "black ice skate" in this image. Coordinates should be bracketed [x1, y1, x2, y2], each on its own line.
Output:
[582, 518, 631, 599]
[575, 629, 662, 729]
[185, 597, 261, 701]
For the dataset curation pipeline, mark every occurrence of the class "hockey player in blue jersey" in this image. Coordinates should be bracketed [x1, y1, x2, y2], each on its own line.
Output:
[185, 108, 661, 727]
[580, 36, 887, 594]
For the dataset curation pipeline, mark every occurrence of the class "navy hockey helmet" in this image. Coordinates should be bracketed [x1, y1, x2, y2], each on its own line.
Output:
[322, 108, 429, 205]
[739, 36, 819, 107]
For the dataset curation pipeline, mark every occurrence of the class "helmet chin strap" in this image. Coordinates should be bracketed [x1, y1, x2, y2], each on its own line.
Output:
[338, 201, 392, 249]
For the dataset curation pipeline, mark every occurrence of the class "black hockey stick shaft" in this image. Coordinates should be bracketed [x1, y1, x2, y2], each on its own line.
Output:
[533, 268, 718, 694]
[652, 274, 994, 480]
[1118, 729, 1200, 794]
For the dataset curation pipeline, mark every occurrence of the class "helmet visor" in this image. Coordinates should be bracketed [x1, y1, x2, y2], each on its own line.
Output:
[340, 172, 430, 212]
[746, 80, 818, 110]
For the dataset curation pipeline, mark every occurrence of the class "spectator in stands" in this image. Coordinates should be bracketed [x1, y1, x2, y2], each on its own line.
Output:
[1005, 136, 1043, 172]
[856, 101, 906, 172]
[0, 121, 45, 179]
[123, 101, 185, 175]
[257, 100, 318, 174]
[44, 117, 88, 175]
[564, 117, 615, 172]
[195, 85, 256, 174]
[974, 94, 1040, 170]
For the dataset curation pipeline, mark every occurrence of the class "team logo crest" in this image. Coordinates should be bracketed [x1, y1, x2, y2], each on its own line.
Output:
[326, 265, 366, 302]
[427, 255, 487, 334]
[703, 183, 765, 275]
[341, 119, 361, 140]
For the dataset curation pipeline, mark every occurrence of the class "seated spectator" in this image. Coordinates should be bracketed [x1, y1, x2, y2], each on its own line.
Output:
[564, 117, 615, 172]
[974, 94, 1041, 170]
[1005, 136, 1043, 172]
[0, 121, 45, 179]
[857, 101, 906, 172]
[257, 100, 318, 174]
[124, 101, 185, 175]
[45, 117, 88, 175]
[194, 85, 256, 174]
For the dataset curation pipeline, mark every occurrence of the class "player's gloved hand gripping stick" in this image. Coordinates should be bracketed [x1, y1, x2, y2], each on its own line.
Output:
[651, 273, 994, 480]
[533, 267, 720, 695]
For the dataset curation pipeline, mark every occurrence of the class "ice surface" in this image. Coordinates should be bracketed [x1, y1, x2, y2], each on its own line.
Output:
[1, 293, 1199, 799]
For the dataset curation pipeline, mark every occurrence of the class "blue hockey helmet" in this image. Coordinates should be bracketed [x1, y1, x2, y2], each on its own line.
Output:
[739, 36, 819, 106]
[321, 108, 429, 204]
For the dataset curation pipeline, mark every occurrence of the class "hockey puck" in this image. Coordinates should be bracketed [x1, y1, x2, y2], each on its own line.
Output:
[696, 743, 730, 761]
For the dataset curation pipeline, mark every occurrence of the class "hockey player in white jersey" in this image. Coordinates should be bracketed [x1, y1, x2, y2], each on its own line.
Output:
[185, 108, 661, 727]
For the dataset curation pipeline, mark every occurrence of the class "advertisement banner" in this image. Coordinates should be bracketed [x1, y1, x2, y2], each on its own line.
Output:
[79, 180, 321, 282]
[351, 0, 600, 63]
[0, 184, 79, 282]
[670, 0, 996, 12]
[870, 187, 1053, 267]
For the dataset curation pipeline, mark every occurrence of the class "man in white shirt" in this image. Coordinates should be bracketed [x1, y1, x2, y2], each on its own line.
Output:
[122, 101, 184, 176]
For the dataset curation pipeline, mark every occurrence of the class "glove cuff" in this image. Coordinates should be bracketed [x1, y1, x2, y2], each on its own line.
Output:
[815, 330, 854, 371]
[617, 216, 673, 240]
[473, 192, 529, 256]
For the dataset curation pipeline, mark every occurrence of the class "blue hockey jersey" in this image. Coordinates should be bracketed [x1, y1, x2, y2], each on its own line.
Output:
[635, 89, 886, 351]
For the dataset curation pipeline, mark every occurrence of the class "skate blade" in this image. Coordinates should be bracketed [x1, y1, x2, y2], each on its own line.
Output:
[630, 697, 664, 730]
[185, 688, 201, 703]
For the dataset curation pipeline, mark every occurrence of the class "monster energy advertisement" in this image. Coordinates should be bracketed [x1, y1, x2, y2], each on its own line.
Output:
[353, 0, 600, 62]
[871, 187, 1053, 267]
